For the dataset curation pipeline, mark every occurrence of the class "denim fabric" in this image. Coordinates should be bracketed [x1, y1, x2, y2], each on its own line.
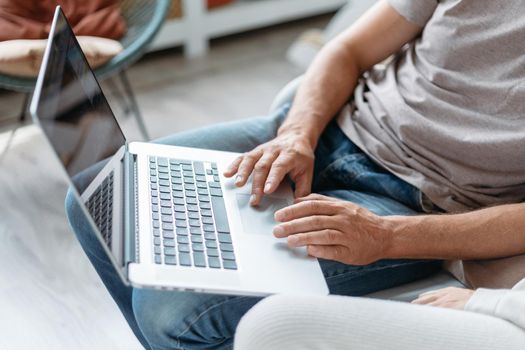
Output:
[65, 104, 441, 350]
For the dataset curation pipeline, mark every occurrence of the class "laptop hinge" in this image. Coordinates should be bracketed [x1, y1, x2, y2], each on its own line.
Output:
[123, 150, 139, 265]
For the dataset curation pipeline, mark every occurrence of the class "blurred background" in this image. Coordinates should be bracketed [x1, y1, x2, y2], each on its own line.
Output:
[0, 0, 375, 348]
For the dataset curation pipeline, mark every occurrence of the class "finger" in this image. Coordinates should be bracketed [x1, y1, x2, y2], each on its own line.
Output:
[275, 200, 337, 222]
[411, 294, 439, 305]
[294, 193, 334, 203]
[263, 155, 292, 194]
[235, 150, 263, 187]
[223, 156, 243, 177]
[306, 245, 348, 262]
[250, 152, 280, 206]
[293, 168, 313, 198]
[287, 229, 343, 247]
[273, 215, 337, 238]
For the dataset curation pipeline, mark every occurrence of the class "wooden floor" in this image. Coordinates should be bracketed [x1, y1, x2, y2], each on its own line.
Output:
[0, 16, 329, 349]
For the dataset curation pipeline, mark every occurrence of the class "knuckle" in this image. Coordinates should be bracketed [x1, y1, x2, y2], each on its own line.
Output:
[255, 163, 271, 172]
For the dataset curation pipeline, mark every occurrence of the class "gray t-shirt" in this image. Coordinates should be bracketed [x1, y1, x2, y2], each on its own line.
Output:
[338, 0, 525, 212]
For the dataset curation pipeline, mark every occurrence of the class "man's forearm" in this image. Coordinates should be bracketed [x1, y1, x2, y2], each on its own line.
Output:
[385, 203, 525, 260]
[277, 42, 361, 148]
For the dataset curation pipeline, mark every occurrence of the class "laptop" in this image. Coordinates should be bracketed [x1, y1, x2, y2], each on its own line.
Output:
[30, 7, 328, 296]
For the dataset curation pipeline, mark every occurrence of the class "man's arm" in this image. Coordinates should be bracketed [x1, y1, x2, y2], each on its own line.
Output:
[278, 0, 424, 148]
[386, 203, 525, 260]
[225, 0, 424, 206]
[274, 195, 525, 265]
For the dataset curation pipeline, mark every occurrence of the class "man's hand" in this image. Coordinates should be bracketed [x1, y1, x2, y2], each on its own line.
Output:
[273, 194, 391, 265]
[412, 287, 475, 310]
[223, 132, 315, 206]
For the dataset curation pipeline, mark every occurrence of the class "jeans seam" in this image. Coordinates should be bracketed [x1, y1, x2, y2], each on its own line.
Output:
[175, 296, 251, 346]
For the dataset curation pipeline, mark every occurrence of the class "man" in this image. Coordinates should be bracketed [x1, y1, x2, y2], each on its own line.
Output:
[67, 0, 525, 349]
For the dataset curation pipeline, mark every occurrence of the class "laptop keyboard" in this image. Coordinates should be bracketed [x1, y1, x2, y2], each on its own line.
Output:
[87, 171, 114, 248]
[149, 157, 237, 270]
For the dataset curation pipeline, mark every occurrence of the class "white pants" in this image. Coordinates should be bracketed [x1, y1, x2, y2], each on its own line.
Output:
[234, 295, 525, 350]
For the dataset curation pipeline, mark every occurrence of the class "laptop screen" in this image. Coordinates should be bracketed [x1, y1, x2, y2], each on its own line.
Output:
[33, 8, 126, 194]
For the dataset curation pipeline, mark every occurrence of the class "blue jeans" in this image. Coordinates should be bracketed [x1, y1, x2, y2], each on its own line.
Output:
[65, 105, 441, 350]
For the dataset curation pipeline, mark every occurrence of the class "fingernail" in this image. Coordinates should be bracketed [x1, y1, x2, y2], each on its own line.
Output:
[250, 194, 257, 205]
[273, 226, 284, 236]
[264, 182, 272, 193]
[235, 175, 243, 184]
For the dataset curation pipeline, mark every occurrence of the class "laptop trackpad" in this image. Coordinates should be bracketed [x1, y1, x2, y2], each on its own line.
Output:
[236, 194, 289, 235]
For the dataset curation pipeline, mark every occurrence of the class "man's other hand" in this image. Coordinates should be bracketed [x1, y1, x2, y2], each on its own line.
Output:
[273, 194, 391, 265]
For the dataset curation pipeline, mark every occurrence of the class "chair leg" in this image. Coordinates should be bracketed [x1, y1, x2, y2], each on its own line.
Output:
[118, 70, 151, 141]
[1, 93, 30, 163]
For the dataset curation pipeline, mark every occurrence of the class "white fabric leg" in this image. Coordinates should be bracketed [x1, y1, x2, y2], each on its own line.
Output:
[234, 295, 525, 350]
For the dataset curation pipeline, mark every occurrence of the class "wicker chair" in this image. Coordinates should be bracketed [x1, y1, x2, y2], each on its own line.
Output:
[0, 0, 170, 140]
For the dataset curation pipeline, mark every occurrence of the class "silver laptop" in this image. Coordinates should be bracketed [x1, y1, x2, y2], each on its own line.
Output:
[30, 7, 328, 296]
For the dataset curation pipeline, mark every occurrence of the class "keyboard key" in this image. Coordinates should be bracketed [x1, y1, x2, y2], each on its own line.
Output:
[152, 212, 159, 220]
[173, 184, 184, 191]
[185, 190, 196, 197]
[203, 224, 215, 232]
[174, 205, 186, 212]
[193, 161, 205, 175]
[208, 182, 221, 188]
[163, 231, 174, 239]
[171, 170, 181, 178]
[173, 197, 185, 205]
[177, 236, 189, 244]
[189, 220, 200, 227]
[179, 253, 191, 266]
[192, 243, 204, 251]
[210, 188, 223, 197]
[154, 237, 161, 246]
[211, 163, 218, 170]
[197, 182, 208, 189]
[165, 256, 177, 265]
[200, 202, 211, 210]
[161, 207, 171, 215]
[220, 243, 234, 252]
[175, 212, 186, 220]
[195, 175, 206, 182]
[190, 227, 202, 235]
[161, 215, 172, 223]
[222, 252, 235, 261]
[205, 240, 217, 249]
[178, 244, 190, 253]
[184, 178, 195, 184]
[150, 183, 158, 190]
[149, 156, 156, 163]
[183, 171, 193, 177]
[150, 176, 157, 183]
[208, 257, 220, 269]
[159, 179, 170, 186]
[155, 255, 162, 264]
[188, 211, 199, 220]
[152, 205, 159, 212]
[186, 197, 198, 205]
[223, 260, 237, 270]
[171, 177, 182, 185]
[175, 221, 187, 228]
[176, 228, 189, 236]
[151, 190, 158, 197]
[182, 164, 192, 171]
[164, 247, 176, 256]
[193, 252, 206, 267]
[154, 246, 161, 254]
[198, 196, 210, 202]
[207, 248, 219, 257]
[160, 193, 170, 200]
[158, 173, 169, 180]
[197, 188, 208, 196]
[186, 205, 198, 212]
[153, 229, 160, 237]
[173, 190, 184, 198]
[163, 239, 175, 247]
[185, 184, 196, 191]
[202, 216, 214, 225]
[153, 220, 160, 229]
[158, 167, 169, 174]
[162, 223, 173, 231]
[218, 234, 232, 244]
[206, 169, 213, 175]
[191, 235, 203, 243]
[204, 232, 216, 240]
[200, 209, 212, 217]
[158, 158, 168, 166]
[211, 196, 230, 233]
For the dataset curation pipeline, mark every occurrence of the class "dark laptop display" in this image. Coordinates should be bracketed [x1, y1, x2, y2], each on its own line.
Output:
[32, 8, 126, 195]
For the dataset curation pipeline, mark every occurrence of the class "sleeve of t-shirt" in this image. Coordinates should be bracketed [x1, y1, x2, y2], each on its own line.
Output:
[464, 279, 525, 332]
[388, 0, 438, 26]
